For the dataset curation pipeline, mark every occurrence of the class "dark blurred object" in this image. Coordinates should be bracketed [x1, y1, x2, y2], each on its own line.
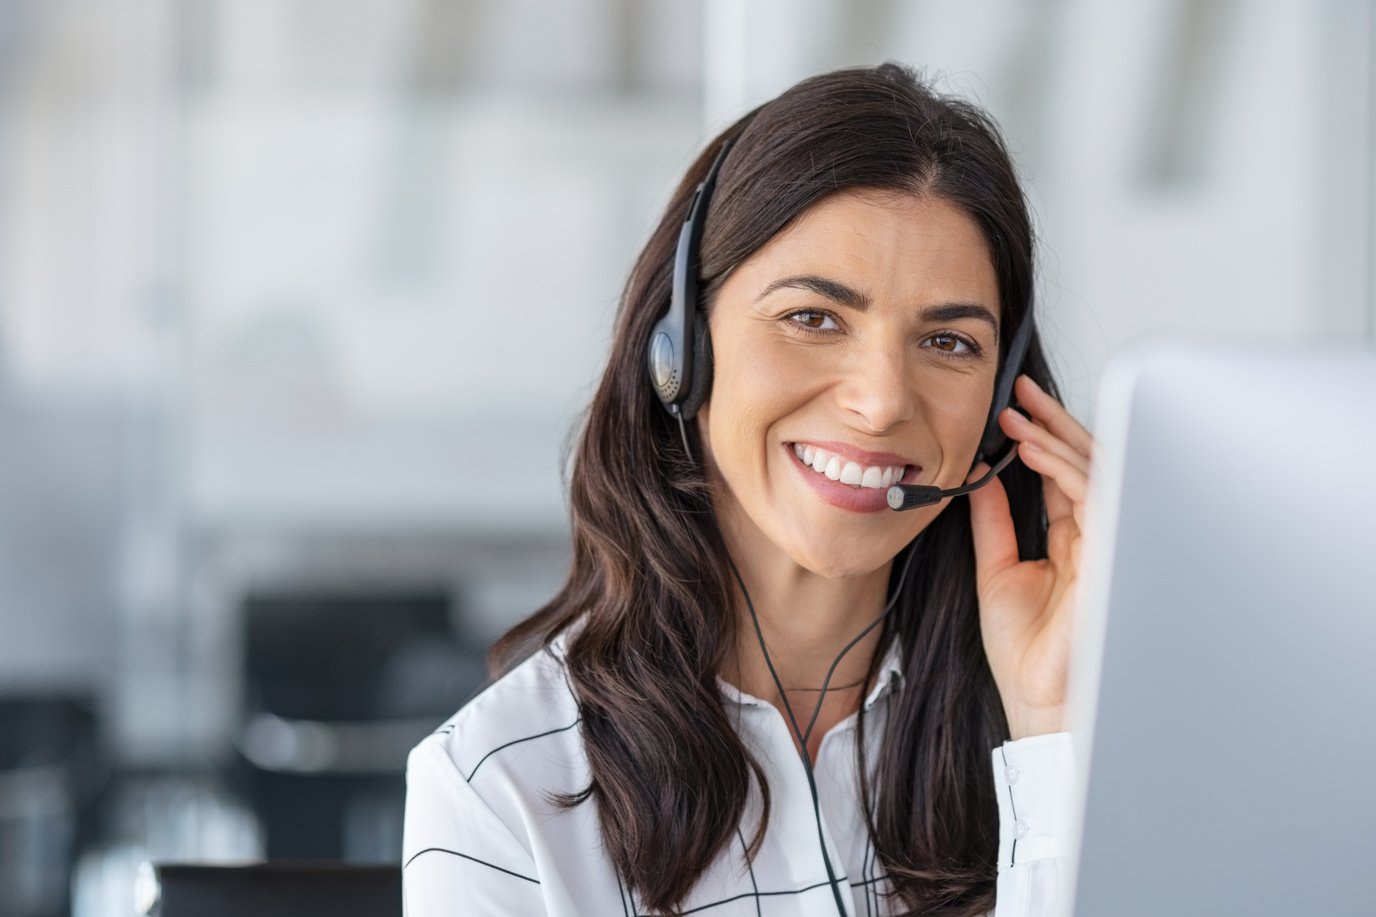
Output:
[0, 695, 103, 917]
[139, 862, 401, 917]
[234, 589, 485, 861]
[70, 770, 264, 917]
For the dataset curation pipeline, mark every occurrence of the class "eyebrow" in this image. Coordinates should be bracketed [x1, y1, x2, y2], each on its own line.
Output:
[756, 273, 1001, 342]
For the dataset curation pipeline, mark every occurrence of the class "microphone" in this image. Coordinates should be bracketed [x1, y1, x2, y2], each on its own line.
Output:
[886, 441, 1021, 511]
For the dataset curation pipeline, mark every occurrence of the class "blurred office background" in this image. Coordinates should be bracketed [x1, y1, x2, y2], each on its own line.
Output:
[0, 1, 1372, 914]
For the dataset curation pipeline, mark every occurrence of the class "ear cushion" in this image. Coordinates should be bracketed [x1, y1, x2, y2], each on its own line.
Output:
[679, 311, 714, 420]
[976, 382, 1011, 462]
[976, 312, 1036, 461]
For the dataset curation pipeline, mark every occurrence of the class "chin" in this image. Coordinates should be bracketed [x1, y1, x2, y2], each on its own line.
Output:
[785, 538, 901, 581]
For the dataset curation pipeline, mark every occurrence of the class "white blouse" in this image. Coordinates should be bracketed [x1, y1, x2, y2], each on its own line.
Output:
[403, 636, 1076, 916]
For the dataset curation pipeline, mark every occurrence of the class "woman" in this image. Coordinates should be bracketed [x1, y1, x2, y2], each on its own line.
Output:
[404, 62, 1091, 916]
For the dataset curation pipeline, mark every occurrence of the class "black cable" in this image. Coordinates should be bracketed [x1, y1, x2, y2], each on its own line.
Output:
[726, 545, 915, 917]
[726, 552, 852, 917]
[800, 546, 916, 748]
[675, 412, 693, 461]
[681, 417, 915, 917]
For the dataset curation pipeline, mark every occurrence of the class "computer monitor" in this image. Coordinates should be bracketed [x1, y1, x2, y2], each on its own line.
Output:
[1064, 344, 1376, 916]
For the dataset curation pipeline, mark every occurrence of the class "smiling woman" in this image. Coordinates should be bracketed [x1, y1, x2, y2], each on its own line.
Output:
[404, 63, 1090, 917]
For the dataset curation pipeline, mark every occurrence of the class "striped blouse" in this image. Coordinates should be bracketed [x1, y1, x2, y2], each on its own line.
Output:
[403, 636, 1076, 916]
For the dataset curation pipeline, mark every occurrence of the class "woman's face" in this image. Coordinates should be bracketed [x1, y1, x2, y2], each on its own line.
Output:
[697, 191, 1002, 579]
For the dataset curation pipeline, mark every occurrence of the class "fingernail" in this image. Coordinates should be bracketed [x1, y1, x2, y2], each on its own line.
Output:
[1003, 407, 1027, 425]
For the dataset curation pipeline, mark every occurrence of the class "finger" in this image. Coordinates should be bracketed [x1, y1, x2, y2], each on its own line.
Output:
[1000, 407, 1090, 477]
[1040, 467, 1075, 527]
[965, 461, 1021, 585]
[1046, 512, 1082, 578]
[1015, 375, 1094, 458]
[1040, 468, 1084, 531]
[1018, 441, 1088, 528]
[1036, 468, 1084, 579]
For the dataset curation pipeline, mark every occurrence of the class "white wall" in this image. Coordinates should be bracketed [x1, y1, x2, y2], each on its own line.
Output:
[0, 0, 1370, 756]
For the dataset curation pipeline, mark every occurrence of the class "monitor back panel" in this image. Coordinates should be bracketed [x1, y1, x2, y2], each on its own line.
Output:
[1070, 346, 1376, 917]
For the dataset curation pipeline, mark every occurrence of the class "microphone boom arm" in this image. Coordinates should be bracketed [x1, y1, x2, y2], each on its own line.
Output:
[886, 442, 1022, 511]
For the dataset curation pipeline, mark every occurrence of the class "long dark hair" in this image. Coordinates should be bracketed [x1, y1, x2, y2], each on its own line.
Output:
[493, 62, 1058, 915]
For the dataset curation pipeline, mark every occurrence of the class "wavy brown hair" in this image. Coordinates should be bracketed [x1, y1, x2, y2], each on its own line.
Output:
[492, 63, 1058, 915]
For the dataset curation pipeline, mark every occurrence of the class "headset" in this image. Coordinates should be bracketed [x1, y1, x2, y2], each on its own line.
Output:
[646, 142, 731, 424]
[644, 136, 1037, 916]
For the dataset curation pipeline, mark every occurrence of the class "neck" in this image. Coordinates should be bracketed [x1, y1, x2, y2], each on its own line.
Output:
[721, 538, 895, 762]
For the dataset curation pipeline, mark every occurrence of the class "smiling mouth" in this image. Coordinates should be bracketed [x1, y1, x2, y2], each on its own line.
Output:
[788, 443, 912, 490]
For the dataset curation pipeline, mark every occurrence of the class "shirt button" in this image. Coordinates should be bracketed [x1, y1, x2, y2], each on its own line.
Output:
[1014, 818, 1030, 839]
[1004, 765, 1020, 785]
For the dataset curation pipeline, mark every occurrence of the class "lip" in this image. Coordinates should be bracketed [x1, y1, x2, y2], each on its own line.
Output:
[782, 441, 923, 514]
[788, 439, 919, 469]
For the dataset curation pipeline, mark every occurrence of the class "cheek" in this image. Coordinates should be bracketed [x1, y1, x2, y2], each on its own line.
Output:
[705, 341, 813, 462]
[925, 374, 997, 472]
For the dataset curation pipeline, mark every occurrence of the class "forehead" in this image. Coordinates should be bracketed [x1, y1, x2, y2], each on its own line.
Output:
[725, 190, 1000, 320]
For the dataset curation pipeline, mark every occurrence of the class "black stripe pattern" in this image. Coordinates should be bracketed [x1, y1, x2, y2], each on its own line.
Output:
[403, 639, 1063, 915]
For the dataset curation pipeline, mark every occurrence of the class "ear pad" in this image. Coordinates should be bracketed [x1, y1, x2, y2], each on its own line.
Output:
[976, 312, 1036, 462]
[679, 311, 714, 420]
[976, 402, 1029, 465]
[976, 379, 1015, 462]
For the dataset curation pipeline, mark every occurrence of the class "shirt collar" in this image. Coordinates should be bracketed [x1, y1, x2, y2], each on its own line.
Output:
[717, 638, 905, 711]
[555, 622, 906, 712]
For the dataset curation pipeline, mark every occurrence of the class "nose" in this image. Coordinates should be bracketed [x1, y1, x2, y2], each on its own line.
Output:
[834, 340, 916, 433]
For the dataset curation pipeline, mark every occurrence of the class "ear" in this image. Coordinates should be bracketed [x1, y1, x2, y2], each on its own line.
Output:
[679, 311, 714, 420]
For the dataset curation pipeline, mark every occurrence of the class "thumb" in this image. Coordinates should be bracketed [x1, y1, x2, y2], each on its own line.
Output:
[966, 462, 1019, 586]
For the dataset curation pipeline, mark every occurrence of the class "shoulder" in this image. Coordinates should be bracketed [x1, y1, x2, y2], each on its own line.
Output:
[431, 640, 581, 778]
[404, 636, 645, 914]
[403, 643, 584, 909]
[405, 638, 586, 844]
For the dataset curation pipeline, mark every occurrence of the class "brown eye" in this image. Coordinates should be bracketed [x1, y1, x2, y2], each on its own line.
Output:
[923, 332, 980, 357]
[786, 310, 839, 333]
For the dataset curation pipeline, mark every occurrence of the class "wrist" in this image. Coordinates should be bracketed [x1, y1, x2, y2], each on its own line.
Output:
[1006, 706, 1065, 742]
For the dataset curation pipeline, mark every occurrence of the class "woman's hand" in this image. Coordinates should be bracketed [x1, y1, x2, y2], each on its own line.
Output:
[967, 374, 1095, 741]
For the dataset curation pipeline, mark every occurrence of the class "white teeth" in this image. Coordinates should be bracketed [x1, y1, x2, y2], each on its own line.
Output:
[790, 443, 908, 491]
